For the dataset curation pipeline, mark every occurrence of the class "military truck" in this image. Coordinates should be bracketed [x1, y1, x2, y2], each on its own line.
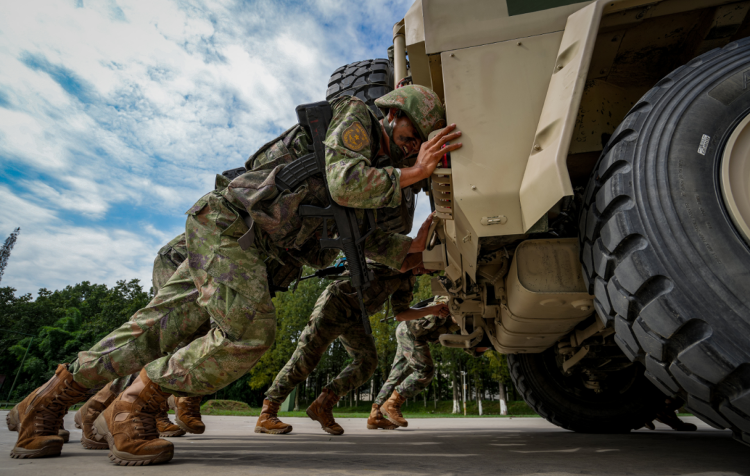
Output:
[326, 0, 750, 444]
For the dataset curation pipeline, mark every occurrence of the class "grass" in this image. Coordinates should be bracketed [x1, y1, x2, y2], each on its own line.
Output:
[200, 399, 539, 419]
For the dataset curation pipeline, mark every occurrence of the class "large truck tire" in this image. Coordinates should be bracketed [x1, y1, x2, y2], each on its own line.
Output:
[326, 58, 393, 119]
[579, 38, 750, 445]
[508, 345, 664, 433]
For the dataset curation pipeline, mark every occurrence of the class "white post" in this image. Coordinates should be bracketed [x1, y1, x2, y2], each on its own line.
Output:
[499, 383, 508, 415]
[461, 371, 467, 416]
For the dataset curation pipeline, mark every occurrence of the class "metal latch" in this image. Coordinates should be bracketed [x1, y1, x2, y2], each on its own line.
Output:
[481, 215, 508, 226]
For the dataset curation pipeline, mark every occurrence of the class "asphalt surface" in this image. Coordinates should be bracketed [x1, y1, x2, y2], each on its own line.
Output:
[1, 411, 748, 475]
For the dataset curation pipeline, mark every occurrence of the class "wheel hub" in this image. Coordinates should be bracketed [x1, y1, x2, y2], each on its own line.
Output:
[721, 113, 750, 246]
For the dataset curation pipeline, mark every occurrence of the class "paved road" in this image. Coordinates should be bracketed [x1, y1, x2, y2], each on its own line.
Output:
[1, 411, 748, 475]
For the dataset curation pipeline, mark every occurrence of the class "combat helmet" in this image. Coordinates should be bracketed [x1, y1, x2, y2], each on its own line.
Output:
[375, 85, 446, 141]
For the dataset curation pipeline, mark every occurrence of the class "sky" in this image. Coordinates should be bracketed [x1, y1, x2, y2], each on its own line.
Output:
[0, 0, 430, 297]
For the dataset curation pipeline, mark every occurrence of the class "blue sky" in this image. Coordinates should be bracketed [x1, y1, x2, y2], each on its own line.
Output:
[0, 0, 429, 296]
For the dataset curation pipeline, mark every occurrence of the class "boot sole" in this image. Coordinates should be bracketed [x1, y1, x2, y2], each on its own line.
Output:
[81, 433, 109, 450]
[159, 429, 186, 437]
[306, 408, 344, 435]
[254, 425, 293, 435]
[10, 442, 63, 459]
[93, 414, 174, 466]
[175, 415, 205, 435]
[367, 424, 397, 430]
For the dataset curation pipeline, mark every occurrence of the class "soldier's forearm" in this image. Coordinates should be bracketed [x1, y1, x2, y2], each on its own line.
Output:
[399, 165, 429, 188]
[399, 252, 422, 273]
[395, 307, 433, 322]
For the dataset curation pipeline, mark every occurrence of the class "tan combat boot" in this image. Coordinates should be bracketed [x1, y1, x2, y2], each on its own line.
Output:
[367, 403, 398, 430]
[380, 391, 408, 428]
[92, 369, 174, 466]
[6, 404, 19, 431]
[169, 395, 205, 434]
[306, 389, 344, 435]
[8, 402, 72, 442]
[58, 423, 70, 443]
[77, 382, 118, 449]
[11, 364, 89, 459]
[254, 399, 293, 434]
[155, 400, 185, 437]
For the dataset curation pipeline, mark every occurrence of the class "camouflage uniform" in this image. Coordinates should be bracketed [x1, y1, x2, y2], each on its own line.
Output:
[108, 234, 212, 395]
[375, 297, 457, 405]
[69, 96, 413, 397]
[265, 264, 415, 402]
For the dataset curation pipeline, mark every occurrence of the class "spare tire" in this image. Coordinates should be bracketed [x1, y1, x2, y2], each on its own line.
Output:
[579, 38, 750, 446]
[326, 58, 394, 119]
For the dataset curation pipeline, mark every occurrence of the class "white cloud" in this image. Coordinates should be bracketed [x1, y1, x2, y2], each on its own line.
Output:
[0, 186, 170, 294]
[0, 0, 416, 296]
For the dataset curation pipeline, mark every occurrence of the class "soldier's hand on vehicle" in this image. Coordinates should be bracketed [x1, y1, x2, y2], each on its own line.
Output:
[409, 213, 435, 253]
[428, 303, 450, 318]
[399, 125, 462, 188]
[415, 124, 462, 174]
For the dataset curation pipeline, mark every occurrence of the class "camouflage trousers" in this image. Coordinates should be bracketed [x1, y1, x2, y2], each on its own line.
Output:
[70, 193, 277, 396]
[374, 321, 434, 405]
[265, 280, 377, 402]
[108, 234, 210, 395]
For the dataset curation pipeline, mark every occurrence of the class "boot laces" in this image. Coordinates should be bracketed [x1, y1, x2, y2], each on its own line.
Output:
[264, 413, 283, 424]
[132, 412, 159, 440]
[390, 399, 404, 418]
[184, 397, 201, 414]
[36, 382, 87, 435]
[154, 410, 172, 426]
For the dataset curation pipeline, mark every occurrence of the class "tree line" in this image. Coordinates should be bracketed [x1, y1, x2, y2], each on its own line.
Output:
[0, 272, 518, 413]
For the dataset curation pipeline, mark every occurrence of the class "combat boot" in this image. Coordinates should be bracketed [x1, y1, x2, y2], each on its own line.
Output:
[381, 390, 408, 427]
[77, 382, 118, 449]
[306, 389, 344, 435]
[367, 403, 398, 430]
[58, 423, 70, 443]
[7, 402, 71, 442]
[169, 395, 205, 434]
[92, 369, 174, 466]
[254, 399, 293, 434]
[6, 404, 19, 431]
[155, 401, 185, 437]
[11, 364, 89, 459]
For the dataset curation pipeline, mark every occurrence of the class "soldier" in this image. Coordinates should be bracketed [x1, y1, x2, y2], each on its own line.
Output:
[255, 264, 447, 436]
[376, 296, 457, 428]
[10, 85, 461, 465]
[72, 234, 208, 451]
[7, 235, 199, 447]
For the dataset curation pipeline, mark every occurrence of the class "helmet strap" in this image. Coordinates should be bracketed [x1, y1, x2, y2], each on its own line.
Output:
[382, 120, 407, 167]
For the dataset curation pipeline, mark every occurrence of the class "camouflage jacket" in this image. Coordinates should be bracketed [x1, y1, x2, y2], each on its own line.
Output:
[405, 297, 459, 344]
[188, 96, 411, 270]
